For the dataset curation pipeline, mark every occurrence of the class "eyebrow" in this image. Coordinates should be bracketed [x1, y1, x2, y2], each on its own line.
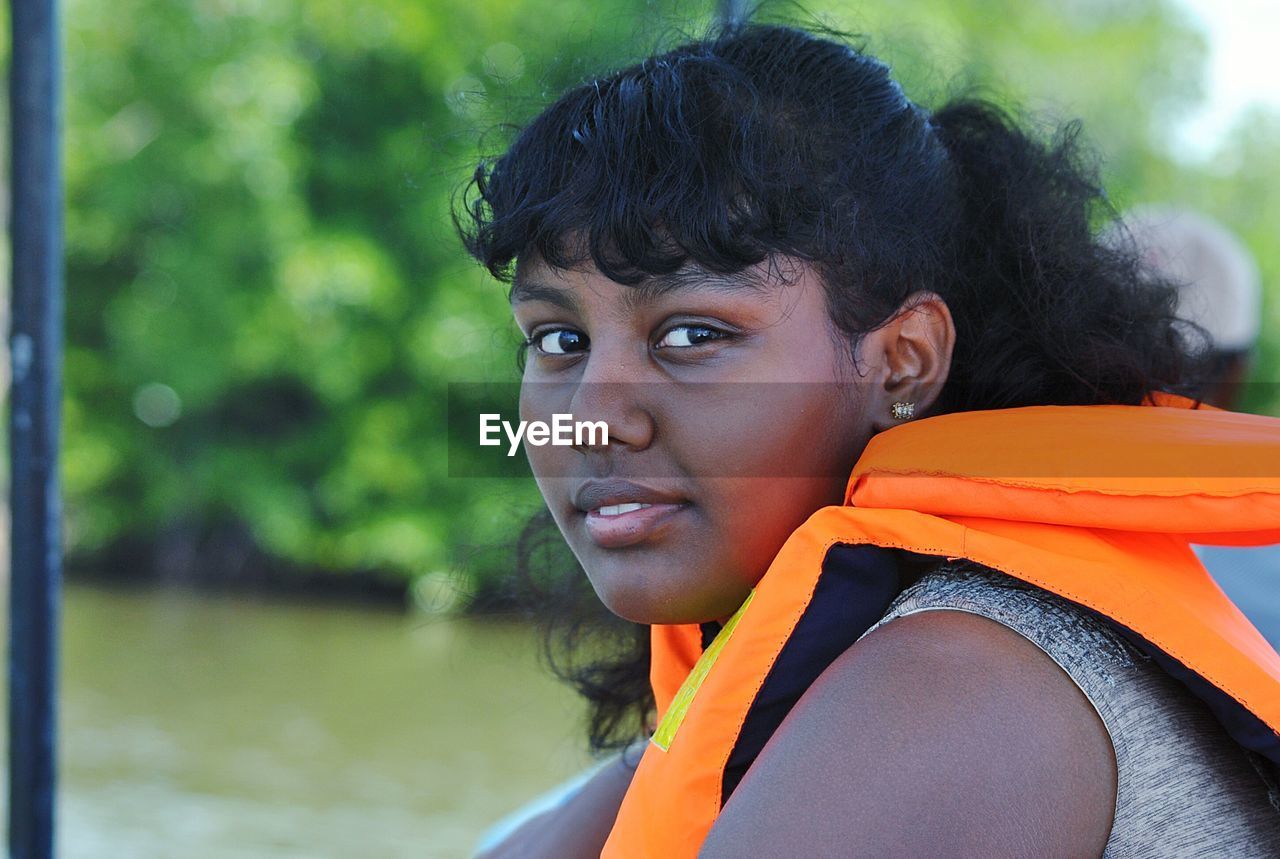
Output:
[509, 268, 767, 311]
[508, 279, 581, 311]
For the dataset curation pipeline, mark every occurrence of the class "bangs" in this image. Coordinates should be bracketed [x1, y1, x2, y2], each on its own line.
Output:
[456, 33, 830, 285]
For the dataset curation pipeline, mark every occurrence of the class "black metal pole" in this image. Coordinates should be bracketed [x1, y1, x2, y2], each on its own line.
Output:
[8, 0, 63, 856]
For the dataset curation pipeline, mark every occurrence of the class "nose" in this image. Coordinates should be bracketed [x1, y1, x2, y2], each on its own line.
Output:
[567, 343, 656, 454]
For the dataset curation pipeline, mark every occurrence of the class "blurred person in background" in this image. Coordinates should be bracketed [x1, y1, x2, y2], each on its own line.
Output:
[1112, 205, 1280, 652]
[462, 21, 1280, 858]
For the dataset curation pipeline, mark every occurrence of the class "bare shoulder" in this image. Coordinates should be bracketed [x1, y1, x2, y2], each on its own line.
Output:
[700, 609, 1117, 858]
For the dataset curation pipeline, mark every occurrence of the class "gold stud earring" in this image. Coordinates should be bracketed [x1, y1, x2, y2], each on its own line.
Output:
[890, 401, 915, 421]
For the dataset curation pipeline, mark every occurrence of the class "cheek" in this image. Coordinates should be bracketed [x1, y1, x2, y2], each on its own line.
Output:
[647, 389, 867, 598]
[672, 382, 868, 482]
[518, 382, 574, 478]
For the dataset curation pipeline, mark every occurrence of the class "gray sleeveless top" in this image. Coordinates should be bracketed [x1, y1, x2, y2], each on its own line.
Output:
[857, 562, 1280, 857]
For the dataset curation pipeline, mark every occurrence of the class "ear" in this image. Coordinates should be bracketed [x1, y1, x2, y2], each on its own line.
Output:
[858, 292, 955, 432]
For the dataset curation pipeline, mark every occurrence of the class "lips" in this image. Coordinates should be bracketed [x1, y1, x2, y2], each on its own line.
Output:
[572, 479, 690, 549]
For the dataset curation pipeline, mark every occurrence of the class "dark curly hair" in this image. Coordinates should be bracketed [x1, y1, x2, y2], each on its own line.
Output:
[454, 21, 1211, 752]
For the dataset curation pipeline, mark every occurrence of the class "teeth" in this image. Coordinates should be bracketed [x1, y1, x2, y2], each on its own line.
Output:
[596, 503, 652, 516]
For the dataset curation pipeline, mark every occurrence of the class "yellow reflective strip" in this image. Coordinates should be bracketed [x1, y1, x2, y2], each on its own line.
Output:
[650, 590, 756, 752]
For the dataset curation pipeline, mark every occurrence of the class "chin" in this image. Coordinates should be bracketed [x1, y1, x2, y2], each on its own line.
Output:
[586, 561, 750, 626]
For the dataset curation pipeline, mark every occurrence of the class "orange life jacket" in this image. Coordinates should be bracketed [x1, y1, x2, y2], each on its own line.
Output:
[602, 394, 1280, 857]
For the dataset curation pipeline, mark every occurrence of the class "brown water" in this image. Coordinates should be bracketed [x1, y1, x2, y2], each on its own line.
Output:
[39, 582, 593, 858]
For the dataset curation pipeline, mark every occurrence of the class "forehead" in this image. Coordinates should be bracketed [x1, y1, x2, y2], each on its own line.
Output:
[509, 256, 800, 312]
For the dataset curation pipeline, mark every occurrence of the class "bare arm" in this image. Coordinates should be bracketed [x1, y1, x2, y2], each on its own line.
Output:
[700, 609, 1117, 858]
[475, 744, 640, 859]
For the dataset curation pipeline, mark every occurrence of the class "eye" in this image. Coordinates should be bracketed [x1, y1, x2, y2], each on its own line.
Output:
[655, 324, 728, 349]
[529, 328, 589, 355]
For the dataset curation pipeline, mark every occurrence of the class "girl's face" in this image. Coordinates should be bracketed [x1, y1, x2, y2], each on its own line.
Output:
[512, 256, 943, 625]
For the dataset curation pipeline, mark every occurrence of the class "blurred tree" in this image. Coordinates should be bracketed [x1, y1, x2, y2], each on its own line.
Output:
[53, 0, 1280, 600]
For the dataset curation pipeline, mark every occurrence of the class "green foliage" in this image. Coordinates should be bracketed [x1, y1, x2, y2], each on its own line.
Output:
[59, 0, 1280, 597]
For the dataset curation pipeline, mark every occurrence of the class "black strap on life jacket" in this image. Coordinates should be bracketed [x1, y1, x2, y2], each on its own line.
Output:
[719, 543, 904, 804]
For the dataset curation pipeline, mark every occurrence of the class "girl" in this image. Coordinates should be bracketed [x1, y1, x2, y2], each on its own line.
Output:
[458, 21, 1280, 858]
